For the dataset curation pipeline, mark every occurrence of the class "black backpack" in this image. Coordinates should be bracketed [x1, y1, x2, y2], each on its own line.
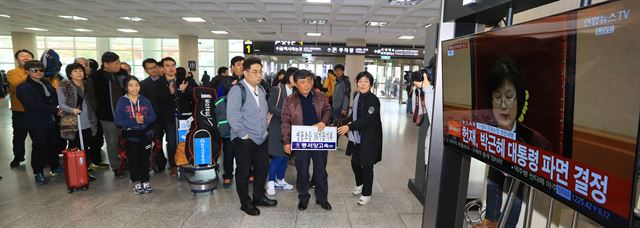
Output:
[215, 82, 264, 139]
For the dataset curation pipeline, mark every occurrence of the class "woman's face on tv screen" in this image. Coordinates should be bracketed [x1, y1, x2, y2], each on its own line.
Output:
[492, 81, 517, 130]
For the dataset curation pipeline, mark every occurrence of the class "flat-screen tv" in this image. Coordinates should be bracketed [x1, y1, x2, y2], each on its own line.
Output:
[442, 0, 640, 227]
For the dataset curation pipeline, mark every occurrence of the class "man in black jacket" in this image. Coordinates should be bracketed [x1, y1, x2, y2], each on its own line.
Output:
[91, 52, 128, 177]
[149, 57, 192, 176]
[16, 60, 63, 185]
[140, 58, 173, 173]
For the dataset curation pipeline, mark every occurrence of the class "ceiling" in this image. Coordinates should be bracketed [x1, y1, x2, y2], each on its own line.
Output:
[0, 0, 441, 46]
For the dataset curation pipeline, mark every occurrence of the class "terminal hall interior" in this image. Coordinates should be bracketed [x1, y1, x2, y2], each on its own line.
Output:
[0, 0, 638, 227]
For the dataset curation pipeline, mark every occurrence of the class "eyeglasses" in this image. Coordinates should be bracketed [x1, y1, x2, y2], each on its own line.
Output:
[28, 68, 44, 73]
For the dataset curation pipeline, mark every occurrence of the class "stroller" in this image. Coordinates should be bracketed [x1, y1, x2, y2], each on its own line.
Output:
[176, 87, 221, 193]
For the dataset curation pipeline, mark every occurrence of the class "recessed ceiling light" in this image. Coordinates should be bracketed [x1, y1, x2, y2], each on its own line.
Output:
[58, 15, 88, 21]
[242, 17, 267, 23]
[306, 0, 331, 3]
[0, 14, 10, 18]
[366, 21, 388, 27]
[120, 16, 144, 22]
[304, 19, 327, 25]
[182, 17, 206, 22]
[306, 32, 322, 37]
[388, 0, 422, 6]
[211, 30, 229, 34]
[25, 27, 47, 31]
[398, 35, 415, 40]
[117, 29, 138, 33]
[74, 28, 92, 32]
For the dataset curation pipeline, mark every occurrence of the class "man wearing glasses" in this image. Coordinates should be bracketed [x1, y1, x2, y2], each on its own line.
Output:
[227, 57, 277, 216]
[16, 60, 63, 185]
[7, 49, 34, 168]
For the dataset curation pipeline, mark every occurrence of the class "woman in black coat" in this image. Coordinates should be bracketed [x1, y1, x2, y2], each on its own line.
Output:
[337, 71, 382, 206]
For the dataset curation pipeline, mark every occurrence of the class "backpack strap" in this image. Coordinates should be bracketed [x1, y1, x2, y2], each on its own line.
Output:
[236, 82, 247, 107]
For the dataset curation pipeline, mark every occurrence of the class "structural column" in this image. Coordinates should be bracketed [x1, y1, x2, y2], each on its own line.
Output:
[345, 38, 366, 105]
[214, 39, 229, 70]
[10, 32, 36, 67]
[178, 35, 199, 81]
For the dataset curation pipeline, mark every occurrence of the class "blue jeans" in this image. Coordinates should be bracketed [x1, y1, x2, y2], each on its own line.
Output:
[485, 167, 523, 228]
[268, 155, 289, 181]
[406, 95, 413, 113]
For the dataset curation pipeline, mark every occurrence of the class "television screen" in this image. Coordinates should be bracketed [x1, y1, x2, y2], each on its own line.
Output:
[442, 0, 640, 227]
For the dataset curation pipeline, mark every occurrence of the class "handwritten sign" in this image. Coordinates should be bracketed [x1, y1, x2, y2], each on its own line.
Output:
[291, 125, 337, 151]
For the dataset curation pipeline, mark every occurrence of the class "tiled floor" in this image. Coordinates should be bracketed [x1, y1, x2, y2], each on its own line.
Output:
[0, 98, 424, 228]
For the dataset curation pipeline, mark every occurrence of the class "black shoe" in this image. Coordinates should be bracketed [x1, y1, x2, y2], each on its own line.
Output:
[10, 158, 24, 168]
[88, 173, 97, 181]
[253, 197, 278, 207]
[298, 200, 309, 211]
[93, 163, 110, 168]
[241, 204, 260, 216]
[316, 201, 332, 211]
[223, 178, 232, 189]
[114, 169, 126, 178]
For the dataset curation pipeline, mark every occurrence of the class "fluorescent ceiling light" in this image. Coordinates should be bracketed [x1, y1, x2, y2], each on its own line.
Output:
[182, 17, 206, 22]
[25, 27, 47, 31]
[388, 0, 422, 6]
[211, 30, 229, 34]
[242, 18, 267, 23]
[306, 32, 322, 37]
[304, 19, 327, 25]
[120, 16, 144, 22]
[117, 29, 138, 33]
[306, 0, 331, 3]
[366, 21, 388, 27]
[58, 15, 88, 20]
[0, 14, 10, 18]
[74, 28, 92, 32]
[398, 35, 415, 40]
[425, 24, 432, 28]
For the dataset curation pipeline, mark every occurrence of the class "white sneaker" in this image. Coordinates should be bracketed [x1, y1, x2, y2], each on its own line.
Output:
[133, 182, 144, 195]
[142, 182, 152, 194]
[352, 185, 363, 195]
[267, 181, 276, 196]
[358, 196, 371, 206]
[276, 179, 294, 190]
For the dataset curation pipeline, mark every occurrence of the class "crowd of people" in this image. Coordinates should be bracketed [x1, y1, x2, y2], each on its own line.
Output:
[3, 49, 385, 216]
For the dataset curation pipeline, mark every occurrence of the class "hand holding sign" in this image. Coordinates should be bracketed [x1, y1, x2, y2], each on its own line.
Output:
[313, 122, 326, 131]
[284, 144, 291, 154]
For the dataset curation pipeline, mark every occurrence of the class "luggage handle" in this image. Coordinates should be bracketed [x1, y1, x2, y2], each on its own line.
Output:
[76, 114, 85, 151]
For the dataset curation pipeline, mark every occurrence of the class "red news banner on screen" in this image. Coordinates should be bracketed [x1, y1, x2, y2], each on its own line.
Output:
[447, 121, 632, 222]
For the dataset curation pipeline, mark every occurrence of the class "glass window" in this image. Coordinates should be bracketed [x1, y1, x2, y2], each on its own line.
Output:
[113, 50, 133, 64]
[198, 52, 215, 67]
[0, 36, 12, 49]
[75, 49, 97, 60]
[162, 39, 178, 51]
[56, 49, 75, 66]
[75, 37, 96, 49]
[110, 38, 132, 50]
[132, 38, 143, 51]
[45, 37, 74, 49]
[0, 49, 13, 63]
[141, 38, 161, 50]
[36, 37, 45, 49]
[141, 51, 162, 61]
[198, 39, 215, 51]
[229, 40, 244, 52]
[1, 64, 15, 71]
[162, 51, 180, 65]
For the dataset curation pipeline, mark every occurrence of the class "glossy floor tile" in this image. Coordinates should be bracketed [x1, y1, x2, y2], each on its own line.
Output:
[0, 98, 424, 227]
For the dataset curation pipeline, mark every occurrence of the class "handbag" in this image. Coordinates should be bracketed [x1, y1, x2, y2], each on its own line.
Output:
[59, 114, 78, 139]
[266, 86, 282, 125]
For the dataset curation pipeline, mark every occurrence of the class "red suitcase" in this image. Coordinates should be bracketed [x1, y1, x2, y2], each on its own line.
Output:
[63, 114, 89, 193]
